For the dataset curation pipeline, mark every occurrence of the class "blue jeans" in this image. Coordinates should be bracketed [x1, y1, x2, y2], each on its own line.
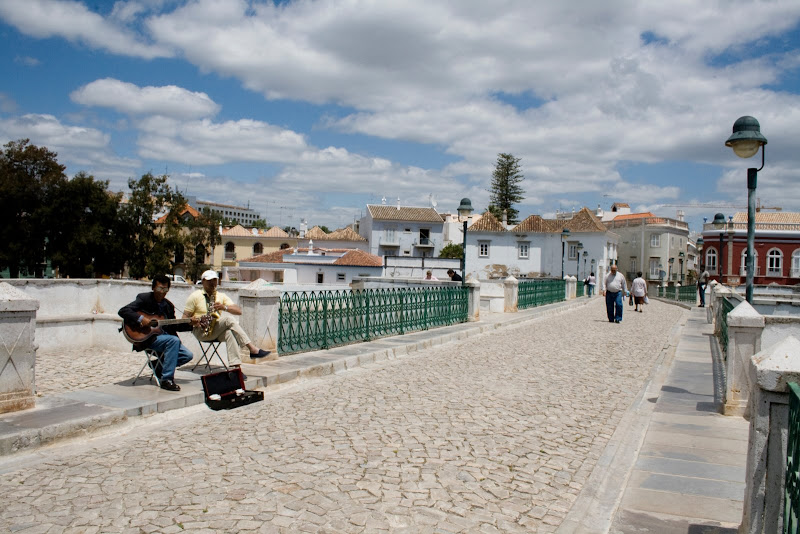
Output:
[698, 282, 706, 306]
[148, 334, 194, 381]
[587, 284, 594, 296]
[605, 291, 624, 322]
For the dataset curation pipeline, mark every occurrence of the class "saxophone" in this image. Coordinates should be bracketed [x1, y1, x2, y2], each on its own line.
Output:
[201, 290, 220, 336]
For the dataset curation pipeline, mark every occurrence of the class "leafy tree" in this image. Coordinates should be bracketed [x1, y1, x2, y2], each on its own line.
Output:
[251, 218, 268, 230]
[439, 243, 464, 259]
[183, 208, 222, 281]
[0, 139, 67, 277]
[319, 225, 331, 233]
[48, 172, 126, 278]
[118, 173, 187, 279]
[488, 153, 525, 225]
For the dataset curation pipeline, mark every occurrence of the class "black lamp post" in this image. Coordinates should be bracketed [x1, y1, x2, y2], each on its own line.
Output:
[582, 250, 588, 280]
[726, 116, 767, 304]
[668, 257, 675, 283]
[457, 198, 474, 287]
[678, 251, 684, 284]
[560, 229, 570, 278]
[575, 242, 583, 277]
[712, 213, 726, 279]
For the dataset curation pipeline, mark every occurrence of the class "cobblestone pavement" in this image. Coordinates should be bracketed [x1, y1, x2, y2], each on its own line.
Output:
[3, 299, 684, 533]
[35, 337, 203, 396]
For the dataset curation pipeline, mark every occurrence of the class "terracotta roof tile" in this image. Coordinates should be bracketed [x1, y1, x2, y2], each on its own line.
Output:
[263, 226, 290, 238]
[367, 205, 444, 222]
[155, 204, 201, 224]
[332, 250, 383, 267]
[468, 212, 506, 232]
[222, 224, 253, 236]
[326, 227, 367, 242]
[240, 248, 293, 263]
[562, 208, 608, 232]
[731, 212, 800, 224]
[612, 212, 655, 221]
[305, 226, 329, 239]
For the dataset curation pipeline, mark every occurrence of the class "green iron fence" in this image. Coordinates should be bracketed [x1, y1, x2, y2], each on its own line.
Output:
[278, 286, 469, 354]
[787, 382, 800, 534]
[719, 297, 736, 356]
[576, 280, 585, 298]
[518, 279, 566, 309]
[656, 285, 697, 303]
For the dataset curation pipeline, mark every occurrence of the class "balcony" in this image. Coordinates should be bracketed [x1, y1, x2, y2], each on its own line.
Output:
[414, 237, 434, 248]
[379, 236, 400, 247]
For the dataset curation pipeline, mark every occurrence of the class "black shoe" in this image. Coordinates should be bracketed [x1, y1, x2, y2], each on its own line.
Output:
[251, 349, 271, 359]
[160, 380, 180, 391]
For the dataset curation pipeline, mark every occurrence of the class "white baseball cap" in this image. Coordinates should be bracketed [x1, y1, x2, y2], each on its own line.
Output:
[201, 270, 219, 280]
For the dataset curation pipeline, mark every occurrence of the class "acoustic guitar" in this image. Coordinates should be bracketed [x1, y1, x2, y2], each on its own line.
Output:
[122, 312, 210, 345]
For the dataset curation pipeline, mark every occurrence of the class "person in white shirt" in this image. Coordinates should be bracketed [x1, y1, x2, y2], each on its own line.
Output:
[586, 272, 596, 297]
[631, 272, 648, 313]
[602, 264, 628, 323]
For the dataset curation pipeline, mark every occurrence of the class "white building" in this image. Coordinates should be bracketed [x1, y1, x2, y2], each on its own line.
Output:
[464, 208, 619, 282]
[359, 203, 445, 258]
[237, 247, 383, 285]
[187, 196, 262, 227]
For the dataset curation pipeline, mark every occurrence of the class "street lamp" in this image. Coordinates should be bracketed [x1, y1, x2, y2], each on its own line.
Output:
[678, 251, 684, 283]
[575, 242, 584, 277]
[668, 257, 675, 283]
[560, 229, 570, 278]
[712, 212, 726, 280]
[726, 116, 767, 304]
[457, 198, 474, 287]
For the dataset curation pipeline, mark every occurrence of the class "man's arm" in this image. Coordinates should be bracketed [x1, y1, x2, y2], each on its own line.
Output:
[118, 293, 148, 324]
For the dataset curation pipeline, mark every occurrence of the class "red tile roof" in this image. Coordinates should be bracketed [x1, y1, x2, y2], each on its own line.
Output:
[332, 250, 383, 267]
[611, 212, 655, 221]
[367, 205, 444, 222]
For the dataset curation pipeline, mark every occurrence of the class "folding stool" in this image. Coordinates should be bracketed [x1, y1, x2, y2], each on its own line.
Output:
[133, 348, 164, 386]
[192, 341, 229, 371]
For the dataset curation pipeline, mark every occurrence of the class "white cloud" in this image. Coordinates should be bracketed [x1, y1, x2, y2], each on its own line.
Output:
[0, 0, 171, 59]
[71, 79, 220, 119]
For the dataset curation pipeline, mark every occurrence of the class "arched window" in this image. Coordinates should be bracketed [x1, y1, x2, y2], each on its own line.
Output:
[792, 249, 800, 278]
[767, 248, 783, 276]
[280, 243, 290, 250]
[195, 244, 206, 264]
[740, 249, 759, 276]
[253, 243, 263, 255]
[705, 248, 718, 274]
[174, 243, 185, 264]
[224, 241, 235, 260]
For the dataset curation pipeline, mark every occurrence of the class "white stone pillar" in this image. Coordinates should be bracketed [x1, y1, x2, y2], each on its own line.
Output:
[724, 301, 764, 416]
[237, 282, 281, 360]
[467, 280, 480, 322]
[565, 276, 576, 300]
[503, 276, 518, 313]
[0, 283, 39, 413]
[740, 336, 800, 534]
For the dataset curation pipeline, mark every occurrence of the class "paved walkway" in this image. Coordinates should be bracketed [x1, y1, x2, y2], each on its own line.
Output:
[0, 299, 750, 533]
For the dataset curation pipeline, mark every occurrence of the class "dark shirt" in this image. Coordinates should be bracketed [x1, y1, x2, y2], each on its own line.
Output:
[118, 292, 192, 343]
[449, 273, 463, 282]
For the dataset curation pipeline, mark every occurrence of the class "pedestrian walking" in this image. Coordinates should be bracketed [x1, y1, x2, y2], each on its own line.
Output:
[631, 272, 647, 312]
[697, 267, 709, 307]
[586, 272, 596, 297]
[602, 264, 628, 323]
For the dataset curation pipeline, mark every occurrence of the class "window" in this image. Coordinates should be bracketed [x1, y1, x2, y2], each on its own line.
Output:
[419, 229, 430, 245]
[195, 244, 206, 263]
[568, 243, 577, 260]
[518, 243, 529, 259]
[224, 241, 235, 260]
[740, 249, 759, 276]
[404, 228, 411, 233]
[336, 273, 346, 282]
[174, 244, 184, 264]
[479, 241, 490, 257]
[253, 243, 263, 255]
[706, 248, 718, 273]
[630, 257, 637, 273]
[650, 234, 660, 247]
[792, 250, 800, 278]
[403, 249, 411, 256]
[767, 248, 783, 276]
[316, 273, 324, 284]
[649, 258, 660, 278]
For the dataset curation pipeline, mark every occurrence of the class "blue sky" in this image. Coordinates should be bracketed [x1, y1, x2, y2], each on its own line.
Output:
[2, 0, 800, 233]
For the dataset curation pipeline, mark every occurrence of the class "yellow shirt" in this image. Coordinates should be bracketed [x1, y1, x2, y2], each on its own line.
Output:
[184, 289, 234, 317]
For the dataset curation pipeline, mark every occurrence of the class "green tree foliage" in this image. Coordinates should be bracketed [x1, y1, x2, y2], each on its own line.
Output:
[319, 225, 331, 233]
[251, 218, 268, 230]
[439, 243, 464, 259]
[48, 172, 126, 278]
[488, 153, 525, 225]
[0, 139, 67, 277]
[183, 207, 222, 281]
[119, 173, 187, 279]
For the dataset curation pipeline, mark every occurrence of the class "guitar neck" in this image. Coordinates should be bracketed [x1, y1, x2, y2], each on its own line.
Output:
[155, 318, 193, 326]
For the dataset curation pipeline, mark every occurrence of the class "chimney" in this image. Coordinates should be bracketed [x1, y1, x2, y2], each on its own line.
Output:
[676, 210, 685, 222]
[397, 197, 401, 210]
[299, 218, 307, 238]
[251, 228, 257, 236]
[502, 209, 508, 226]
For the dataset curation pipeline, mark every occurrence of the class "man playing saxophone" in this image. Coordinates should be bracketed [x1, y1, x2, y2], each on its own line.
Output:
[183, 270, 271, 370]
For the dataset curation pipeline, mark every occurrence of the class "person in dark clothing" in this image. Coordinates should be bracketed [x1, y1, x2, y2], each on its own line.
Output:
[446, 269, 463, 282]
[119, 275, 196, 391]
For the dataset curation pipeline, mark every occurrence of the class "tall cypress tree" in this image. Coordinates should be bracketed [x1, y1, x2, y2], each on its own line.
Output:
[488, 153, 525, 225]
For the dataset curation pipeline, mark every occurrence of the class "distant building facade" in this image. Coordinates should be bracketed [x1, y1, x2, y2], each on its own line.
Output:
[359, 204, 445, 258]
[187, 196, 262, 227]
[238, 247, 383, 285]
[700, 212, 800, 286]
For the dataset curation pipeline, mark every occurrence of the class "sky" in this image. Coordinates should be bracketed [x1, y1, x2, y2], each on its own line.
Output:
[2, 0, 800, 233]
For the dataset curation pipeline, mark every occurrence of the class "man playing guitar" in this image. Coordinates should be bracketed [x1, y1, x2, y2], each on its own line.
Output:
[118, 274, 198, 391]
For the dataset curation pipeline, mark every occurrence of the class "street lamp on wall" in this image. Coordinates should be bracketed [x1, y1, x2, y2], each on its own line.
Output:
[582, 250, 588, 280]
[575, 242, 584, 277]
[457, 198, 474, 287]
[560, 229, 570, 278]
[726, 116, 767, 304]
[678, 251, 685, 283]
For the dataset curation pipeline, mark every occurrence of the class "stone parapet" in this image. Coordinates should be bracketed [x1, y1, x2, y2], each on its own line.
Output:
[0, 283, 39, 414]
[724, 301, 764, 416]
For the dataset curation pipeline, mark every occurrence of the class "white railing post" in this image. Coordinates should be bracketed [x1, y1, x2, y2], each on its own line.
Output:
[0, 283, 38, 413]
[724, 301, 764, 416]
[503, 276, 519, 313]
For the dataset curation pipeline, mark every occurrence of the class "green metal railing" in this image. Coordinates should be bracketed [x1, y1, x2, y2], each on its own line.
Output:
[518, 279, 566, 309]
[576, 281, 585, 298]
[656, 285, 696, 303]
[719, 297, 736, 356]
[278, 286, 469, 354]
[786, 382, 800, 533]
